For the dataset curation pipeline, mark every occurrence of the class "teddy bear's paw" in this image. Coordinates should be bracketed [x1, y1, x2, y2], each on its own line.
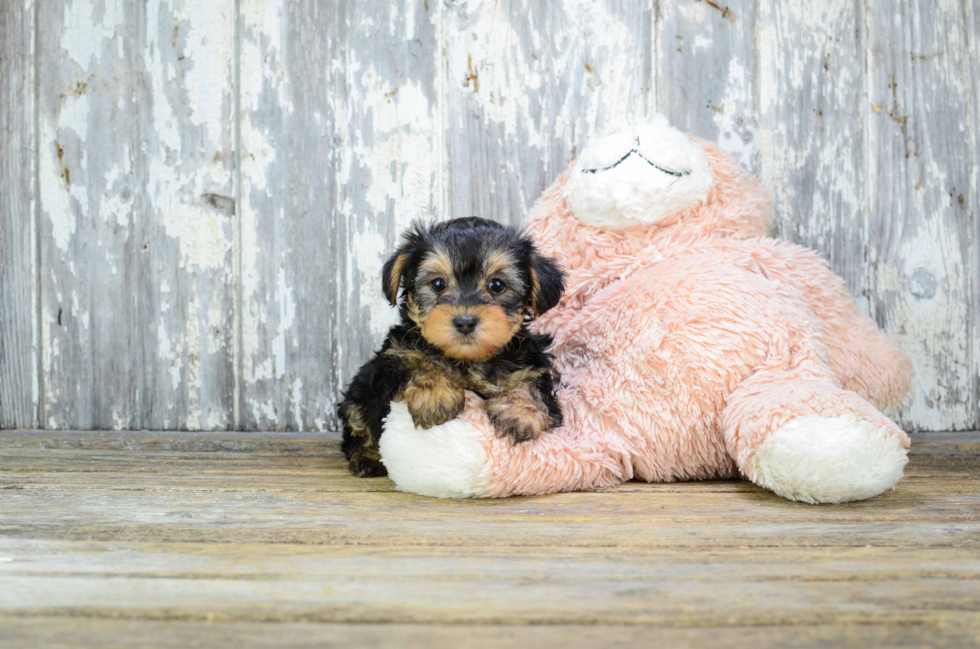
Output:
[379, 400, 493, 499]
[747, 413, 909, 504]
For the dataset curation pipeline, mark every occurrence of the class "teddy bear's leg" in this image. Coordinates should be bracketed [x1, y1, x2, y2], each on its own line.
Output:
[816, 302, 913, 412]
[767, 247, 913, 411]
[379, 391, 629, 498]
[722, 357, 910, 504]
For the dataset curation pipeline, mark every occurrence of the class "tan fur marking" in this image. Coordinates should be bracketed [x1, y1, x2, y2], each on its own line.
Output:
[347, 444, 385, 477]
[484, 249, 516, 278]
[387, 253, 410, 306]
[342, 402, 370, 438]
[420, 304, 459, 353]
[340, 402, 386, 477]
[397, 370, 465, 429]
[483, 249, 525, 294]
[528, 266, 542, 315]
[486, 386, 553, 443]
[405, 294, 422, 326]
[466, 366, 547, 396]
[418, 247, 453, 281]
[385, 344, 453, 375]
[422, 304, 516, 361]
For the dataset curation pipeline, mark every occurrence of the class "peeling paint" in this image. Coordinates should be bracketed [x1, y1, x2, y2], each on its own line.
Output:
[12, 0, 977, 433]
[350, 228, 401, 339]
[60, 0, 123, 66]
[40, 130, 76, 253]
[711, 58, 757, 171]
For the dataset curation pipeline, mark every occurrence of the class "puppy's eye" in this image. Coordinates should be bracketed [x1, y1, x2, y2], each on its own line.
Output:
[430, 278, 447, 293]
[487, 278, 506, 295]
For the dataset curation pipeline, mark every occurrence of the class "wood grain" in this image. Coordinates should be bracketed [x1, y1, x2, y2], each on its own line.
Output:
[136, 0, 238, 430]
[659, 0, 759, 174]
[0, 432, 978, 647]
[865, 0, 977, 432]
[866, 1, 978, 429]
[238, 0, 341, 432]
[756, 0, 870, 315]
[0, 0, 37, 429]
[972, 0, 980, 436]
[2, 0, 979, 432]
[445, 0, 652, 226]
[3, 618, 977, 649]
[36, 0, 141, 429]
[238, 0, 442, 431]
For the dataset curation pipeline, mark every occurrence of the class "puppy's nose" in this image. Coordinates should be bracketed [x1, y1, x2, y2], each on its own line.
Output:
[453, 314, 479, 335]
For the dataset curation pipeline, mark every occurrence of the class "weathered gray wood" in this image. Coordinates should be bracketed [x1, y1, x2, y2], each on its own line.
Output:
[971, 0, 980, 431]
[1, 433, 977, 548]
[0, 433, 978, 647]
[659, 0, 759, 174]
[3, 428, 974, 451]
[237, 0, 338, 432]
[756, 0, 870, 317]
[5, 0, 980, 432]
[135, 1, 238, 430]
[3, 618, 979, 649]
[36, 0, 141, 429]
[0, 1, 37, 429]
[238, 0, 442, 431]
[445, 0, 653, 227]
[864, 0, 976, 431]
[2, 542, 980, 625]
[34, 1, 236, 431]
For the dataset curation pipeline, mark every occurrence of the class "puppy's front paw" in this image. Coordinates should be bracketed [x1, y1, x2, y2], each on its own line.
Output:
[402, 382, 465, 429]
[347, 455, 388, 478]
[486, 389, 553, 444]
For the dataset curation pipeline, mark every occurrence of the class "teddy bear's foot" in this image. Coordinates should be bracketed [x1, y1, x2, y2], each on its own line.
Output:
[380, 391, 630, 499]
[746, 413, 908, 504]
[379, 398, 493, 498]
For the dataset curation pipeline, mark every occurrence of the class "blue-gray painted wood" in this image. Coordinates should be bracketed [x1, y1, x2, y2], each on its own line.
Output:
[0, 0, 38, 429]
[864, 0, 976, 431]
[36, 0, 140, 430]
[0, 0, 976, 431]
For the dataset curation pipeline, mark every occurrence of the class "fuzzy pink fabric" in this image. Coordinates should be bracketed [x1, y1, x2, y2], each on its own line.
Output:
[451, 139, 912, 497]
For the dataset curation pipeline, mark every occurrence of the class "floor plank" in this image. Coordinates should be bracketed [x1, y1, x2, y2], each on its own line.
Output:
[0, 432, 978, 647]
[4, 617, 979, 649]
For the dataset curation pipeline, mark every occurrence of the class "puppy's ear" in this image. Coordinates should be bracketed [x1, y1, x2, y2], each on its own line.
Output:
[382, 251, 411, 307]
[382, 220, 432, 306]
[528, 251, 566, 316]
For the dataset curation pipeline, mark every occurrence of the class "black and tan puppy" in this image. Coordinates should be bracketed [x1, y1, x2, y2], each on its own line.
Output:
[338, 217, 566, 477]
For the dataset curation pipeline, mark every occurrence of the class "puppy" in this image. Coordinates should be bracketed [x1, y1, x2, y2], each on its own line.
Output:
[338, 217, 566, 477]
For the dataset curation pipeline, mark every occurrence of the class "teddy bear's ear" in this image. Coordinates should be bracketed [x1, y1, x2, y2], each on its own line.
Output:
[529, 252, 566, 316]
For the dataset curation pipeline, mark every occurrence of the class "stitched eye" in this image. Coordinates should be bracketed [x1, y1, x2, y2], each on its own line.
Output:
[488, 278, 506, 295]
[430, 278, 447, 293]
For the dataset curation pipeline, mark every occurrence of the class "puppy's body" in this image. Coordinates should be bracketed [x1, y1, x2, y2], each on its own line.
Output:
[339, 325, 561, 477]
[338, 218, 565, 478]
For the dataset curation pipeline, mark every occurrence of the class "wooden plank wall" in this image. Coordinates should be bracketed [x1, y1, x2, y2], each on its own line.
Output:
[0, 0, 977, 432]
[0, 1, 37, 429]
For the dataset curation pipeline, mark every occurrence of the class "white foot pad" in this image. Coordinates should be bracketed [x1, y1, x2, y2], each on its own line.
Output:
[379, 401, 492, 499]
[748, 414, 908, 504]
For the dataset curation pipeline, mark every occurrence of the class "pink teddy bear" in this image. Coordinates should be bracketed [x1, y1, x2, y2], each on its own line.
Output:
[379, 115, 912, 504]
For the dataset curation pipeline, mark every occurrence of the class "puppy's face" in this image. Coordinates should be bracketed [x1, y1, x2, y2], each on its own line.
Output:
[383, 218, 565, 361]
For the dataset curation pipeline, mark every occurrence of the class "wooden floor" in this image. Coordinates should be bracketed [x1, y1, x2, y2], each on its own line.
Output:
[0, 431, 978, 648]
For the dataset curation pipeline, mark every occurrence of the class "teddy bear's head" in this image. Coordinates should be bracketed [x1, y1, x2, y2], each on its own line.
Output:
[563, 115, 715, 229]
[532, 116, 770, 243]
[526, 115, 772, 294]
